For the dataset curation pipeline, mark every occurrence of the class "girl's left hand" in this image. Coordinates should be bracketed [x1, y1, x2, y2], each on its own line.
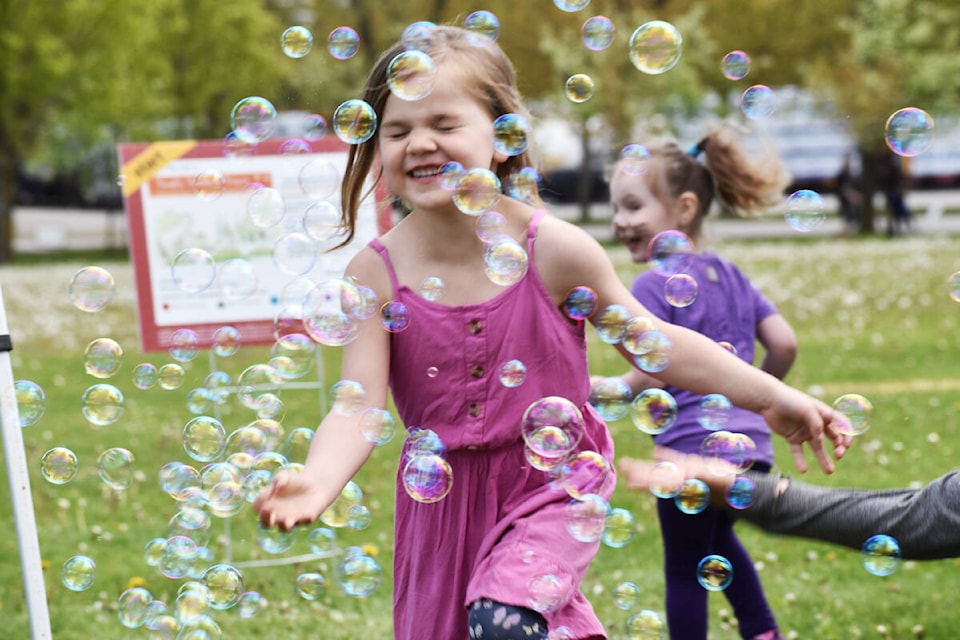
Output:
[762, 385, 853, 473]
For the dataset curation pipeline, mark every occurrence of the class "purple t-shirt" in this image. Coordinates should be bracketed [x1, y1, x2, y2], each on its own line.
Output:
[631, 251, 778, 464]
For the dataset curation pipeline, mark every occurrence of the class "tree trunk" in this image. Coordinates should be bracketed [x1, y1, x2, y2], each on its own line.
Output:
[0, 154, 14, 264]
[577, 126, 592, 224]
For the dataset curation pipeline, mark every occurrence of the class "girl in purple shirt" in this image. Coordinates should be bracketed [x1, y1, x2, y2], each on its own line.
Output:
[608, 128, 797, 640]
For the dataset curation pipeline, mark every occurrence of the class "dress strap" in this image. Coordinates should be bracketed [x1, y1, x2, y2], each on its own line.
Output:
[526, 209, 546, 255]
[367, 238, 401, 295]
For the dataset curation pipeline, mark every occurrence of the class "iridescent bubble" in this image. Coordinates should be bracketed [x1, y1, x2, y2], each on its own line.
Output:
[493, 113, 530, 156]
[454, 168, 502, 215]
[426, 366, 439, 378]
[211, 326, 241, 358]
[328, 26, 360, 60]
[61, 555, 96, 592]
[648, 460, 683, 499]
[202, 564, 244, 610]
[296, 572, 326, 600]
[299, 159, 340, 201]
[700, 430, 757, 474]
[302, 113, 328, 141]
[675, 478, 710, 514]
[282, 137, 312, 153]
[697, 393, 732, 431]
[664, 273, 698, 307]
[401, 21, 436, 51]
[620, 144, 650, 176]
[613, 581, 641, 610]
[273, 232, 317, 276]
[603, 507, 637, 548]
[949, 271, 960, 302]
[270, 333, 315, 380]
[387, 50, 438, 101]
[475, 211, 507, 244]
[40, 447, 78, 484]
[159, 535, 199, 579]
[832, 393, 873, 436]
[15, 379, 46, 427]
[348, 504, 372, 530]
[238, 591, 266, 618]
[629, 21, 682, 75]
[721, 50, 751, 80]
[622, 315, 658, 355]
[158, 363, 185, 390]
[159, 462, 200, 501]
[526, 572, 569, 614]
[238, 364, 282, 395]
[255, 392, 285, 421]
[581, 16, 615, 51]
[697, 554, 733, 591]
[718, 340, 738, 355]
[303, 278, 364, 346]
[564, 493, 608, 543]
[521, 396, 584, 463]
[631, 388, 677, 435]
[281, 25, 313, 59]
[419, 276, 445, 301]
[563, 286, 598, 320]
[231, 97, 277, 143]
[247, 186, 286, 228]
[217, 258, 258, 302]
[483, 236, 528, 286]
[308, 527, 338, 557]
[741, 85, 776, 120]
[321, 480, 363, 528]
[885, 108, 934, 157]
[565, 74, 595, 103]
[173, 585, 210, 625]
[98, 447, 134, 490]
[380, 300, 411, 332]
[69, 266, 115, 312]
[439, 161, 465, 190]
[402, 453, 453, 503]
[337, 548, 382, 598]
[193, 169, 226, 201]
[560, 450, 614, 500]
[498, 359, 527, 388]
[784, 189, 825, 232]
[359, 408, 397, 446]
[725, 475, 756, 510]
[332, 99, 377, 144]
[222, 130, 257, 158]
[589, 376, 632, 421]
[647, 230, 695, 275]
[463, 10, 500, 45]
[169, 328, 200, 363]
[554, 0, 590, 10]
[172, 248, 216, 293]
[257, 522, 296, 554]
[862, 534, 901, 576]
[506, 167, 541, 203]
[405, 427, 446, 459]
[183, 416, 227, 462]
[81, 383, 124, 426]
[118, 587, 153, 629]
[635, 332, 674, 371]
[303, 201, 342, 247]
[596, 304, 629, 344]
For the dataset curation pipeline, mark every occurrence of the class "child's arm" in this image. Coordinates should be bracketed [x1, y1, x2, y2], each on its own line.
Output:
[756, 313, 798, 380]
[255, 248, 391, 531]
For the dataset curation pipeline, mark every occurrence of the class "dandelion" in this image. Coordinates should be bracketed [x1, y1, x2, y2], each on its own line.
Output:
[125, 576, 148, 591]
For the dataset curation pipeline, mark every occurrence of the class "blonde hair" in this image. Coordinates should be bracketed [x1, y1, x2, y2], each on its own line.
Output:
[337, 25, 537, 247]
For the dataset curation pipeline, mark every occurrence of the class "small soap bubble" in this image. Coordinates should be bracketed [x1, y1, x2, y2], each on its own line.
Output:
[193, 169, 226, 201]
[117, 587, 153, 629]
[211, 326, 241, 358]
[69, 266, 115, 312]
[885, 107, 934, 157]
[98, 447, 134, 490]
[231, 97, 277, 143]
[321, 480, 364, 528]
[401, 21, 436, 51]
[499, 359, 527, 388]
[476, 210, 507, 242]
[247, 186, 286, 228]
[359, 408, 396, 446]
[296, 572, 326, 600]
[303, 200, 342, 246]
[308, 527, 338, 557]
[721, 50, 751, 80]
[169, 328, 200, 363]
[589, 377, 632, 421]
[560, 450, 614, 500]
[298, 159, 341, 200]
[222, 130, 257, 157]
[631, 388, 677, 435]
[41, 447, 78, 484]
[418, 276, 445, 302]
[697, 393, 732, 431]
[832, 393, 873, 435]
[454, 168, 502, 215]
[675, 478, 710, 514]
[506, 166, 541, 203]
[526, 572, 569, 614]
[257, 522, 296, 554]
[380, 300, 411, 332]
[862, 534, 901, 576]
[622, 315, 658, 355]
[281, 25, 313, 58]
[463, 10, 500, 45]
[629, 21, 682, 75]
[62, 555, 96, 592]
[613, 581, 641, 610]
[633, 330, 671, 372]
[649, 460, 683, 499]
[700, 430, 757, 474]
[697, 554, 734, 591]
[238, 591, 266, 618]
[494, 113, 530, 156]
[273, 231, 318, 276]
[271, 333, 315, 380]
[217, 258, 258, 302]
[725, 475, 756, 510]
[565, 74, 595, 103]
[202, 564, 244, 610]
[172, 248, 216, 293]
[741, 85, 776, 120]
[303, 278, 364, 346]
[81, 383, 124, 426]
[183, 416, 227, 462]
[521, 396, 584, 463]
[595, 304, 630, 344]
[426, 366, 439, 378]
[949, 271, 960, 302]
[664, 273, 698, 307]
[337, 549, 382, 598]
[648, 230, 695, 275]
[483, 236, 528, 286]
[15, 380, 46, 427]
[554, 0, 590, 10]
[620, 144, 650, 176]
[564, 493, 609, 543]
[603, 507, 637, 548]
[328, 26, 360, 60]
[563, 286, 598, 320]
[402, 453, 453, 503]
[332, 99, 377, 144]
[347, 504, 372, 530]
[784, 189, 826, 232]
[439, 161, 465, 190]
[302, 113, 328, 140]
[581, 16, 615, 51]
[158, 363, 185, 390]
[387, 50, 438, 101]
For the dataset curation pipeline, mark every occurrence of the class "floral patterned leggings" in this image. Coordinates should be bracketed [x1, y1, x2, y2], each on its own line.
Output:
[467, 598, 549, 639]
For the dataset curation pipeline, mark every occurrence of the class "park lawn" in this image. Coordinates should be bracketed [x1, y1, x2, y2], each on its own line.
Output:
[1, 232, 959, 639]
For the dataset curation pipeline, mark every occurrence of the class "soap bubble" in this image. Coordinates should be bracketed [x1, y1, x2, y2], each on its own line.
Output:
[885, 107, 934, 157]
[697, 554, 734, 591]
[69, 266, 115, 312]
[281, 25, 313, 58]
[387, 50, 438, 101]
[741, 85, 776, 120]
[628, 21, 682, 74]
[328, 26, 360, 60]
[62, 555, 96, 592]
[332, 99, 377, 145]
[40, 447, 78, 484]
[463, 10, 500, 45]
[861, 534, 901, 576]
[565, 74, 595, 103]
[784, 189, 826, 232]
[721, 50, 751, 80]
[231, 97, 277, 143]
[581, 16, 615, 51]
[14, 379, 46, 427]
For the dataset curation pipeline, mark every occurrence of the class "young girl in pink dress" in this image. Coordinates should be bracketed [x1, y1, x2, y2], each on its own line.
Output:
[255, 25, 849, 640]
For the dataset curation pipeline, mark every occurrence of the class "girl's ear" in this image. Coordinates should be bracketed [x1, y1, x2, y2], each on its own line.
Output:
[676, 191, 699, 227]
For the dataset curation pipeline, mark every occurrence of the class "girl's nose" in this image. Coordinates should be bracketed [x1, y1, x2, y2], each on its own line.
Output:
[406, 129, 437, 154]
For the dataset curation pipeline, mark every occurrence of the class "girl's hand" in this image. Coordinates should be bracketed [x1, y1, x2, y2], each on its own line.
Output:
[253, 469, 327, 532]
[761, 385, 853, 474]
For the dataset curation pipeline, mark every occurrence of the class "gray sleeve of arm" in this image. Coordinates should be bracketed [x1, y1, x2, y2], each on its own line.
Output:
[738, 470, 960, 560]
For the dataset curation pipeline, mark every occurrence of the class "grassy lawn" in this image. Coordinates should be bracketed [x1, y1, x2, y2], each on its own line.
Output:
[1, 231, 959, 639]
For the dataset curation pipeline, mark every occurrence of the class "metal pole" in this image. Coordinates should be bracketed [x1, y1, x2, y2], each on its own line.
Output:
[0, 278, 53, 639]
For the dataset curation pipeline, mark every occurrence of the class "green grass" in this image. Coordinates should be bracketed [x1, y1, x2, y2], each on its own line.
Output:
[1, 233, 959, 639]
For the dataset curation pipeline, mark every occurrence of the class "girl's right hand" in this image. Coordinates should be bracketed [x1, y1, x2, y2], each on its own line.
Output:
[253, 469, 327, 532]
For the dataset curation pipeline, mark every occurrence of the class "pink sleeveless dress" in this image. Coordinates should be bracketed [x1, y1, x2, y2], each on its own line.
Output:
[369, 211, 614, 639]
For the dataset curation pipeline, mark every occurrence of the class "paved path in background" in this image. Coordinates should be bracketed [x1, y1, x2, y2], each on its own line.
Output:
[11, 189, 960, 253]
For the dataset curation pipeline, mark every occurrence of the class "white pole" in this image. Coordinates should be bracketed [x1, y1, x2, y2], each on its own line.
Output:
[0, 278, 53, 639]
